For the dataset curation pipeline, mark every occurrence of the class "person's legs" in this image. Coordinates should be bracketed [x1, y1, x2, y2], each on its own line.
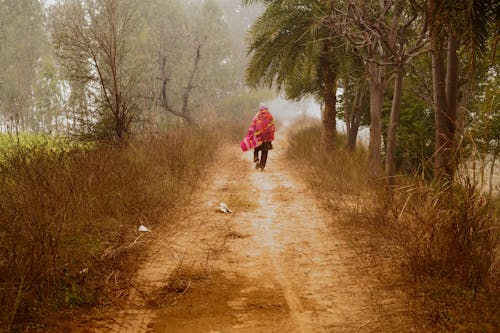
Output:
[259, 149, 268, 170]
[254, 146, 262, 168]
[254, 145, 261, 162]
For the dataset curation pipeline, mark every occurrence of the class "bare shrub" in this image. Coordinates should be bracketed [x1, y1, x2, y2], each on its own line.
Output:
[286, 124, 499, 329]
[287, 123, 497, 287]
[51, 0, 141, 141]
[0, 126, 218, 331]
[395, 178, 497, 287]
[287, 123, 371, 197]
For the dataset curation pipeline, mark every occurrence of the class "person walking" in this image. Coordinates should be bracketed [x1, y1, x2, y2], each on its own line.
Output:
[244, 106, 275, 170]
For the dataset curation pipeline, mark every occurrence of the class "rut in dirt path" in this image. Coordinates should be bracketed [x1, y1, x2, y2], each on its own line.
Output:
[92, 138, 421, 333]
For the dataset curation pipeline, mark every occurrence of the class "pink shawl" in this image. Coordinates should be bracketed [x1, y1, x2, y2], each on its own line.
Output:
[240, 108, 275, 152]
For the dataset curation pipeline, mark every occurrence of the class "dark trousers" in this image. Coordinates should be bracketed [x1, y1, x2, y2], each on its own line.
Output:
[254, 145, 269, 169]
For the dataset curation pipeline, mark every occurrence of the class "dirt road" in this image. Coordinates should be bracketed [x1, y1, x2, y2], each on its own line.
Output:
[91, 138, 421, 332]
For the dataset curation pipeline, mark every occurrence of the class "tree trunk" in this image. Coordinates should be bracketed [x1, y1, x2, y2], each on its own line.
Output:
[432, 33, 459, 180]
[321, 54, 337, 152]
[368, 61, 387, 174]
[385, 64, 404, 185]
[344, 84, 352, 141]
[488, 149, 497, 198]
[444, 32, 459, 172]
[347, 84, 364, 152]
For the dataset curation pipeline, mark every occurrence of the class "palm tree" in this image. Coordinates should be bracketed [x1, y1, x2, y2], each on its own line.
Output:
[244, 0, 340, 151]
[427, 0, 498, 180]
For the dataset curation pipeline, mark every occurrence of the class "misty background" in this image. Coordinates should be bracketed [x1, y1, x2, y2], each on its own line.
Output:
[1, 0, 369, 142]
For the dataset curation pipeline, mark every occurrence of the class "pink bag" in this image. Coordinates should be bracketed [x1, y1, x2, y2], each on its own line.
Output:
[240, 135, 257, 152]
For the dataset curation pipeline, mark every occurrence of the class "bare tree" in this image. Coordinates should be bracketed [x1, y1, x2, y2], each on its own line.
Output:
[51, 0, 139, 141]
[156, 35, 206, 126]
[147, 0, 229, 127]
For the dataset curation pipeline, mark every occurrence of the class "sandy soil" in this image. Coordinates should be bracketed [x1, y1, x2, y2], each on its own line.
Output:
[87, 137, 423, 332]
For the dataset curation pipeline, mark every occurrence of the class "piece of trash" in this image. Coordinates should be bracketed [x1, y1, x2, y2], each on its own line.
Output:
[217, 202, 232, 213]
[207, 200, 214, 207]
[138, 224, 150, 232]
[79, 268, 88, 275]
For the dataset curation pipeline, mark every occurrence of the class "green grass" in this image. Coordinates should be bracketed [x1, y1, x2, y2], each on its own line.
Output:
[0, 133, 93, 161]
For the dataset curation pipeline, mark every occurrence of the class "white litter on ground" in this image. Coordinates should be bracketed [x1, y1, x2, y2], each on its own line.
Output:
[138, 225, 150, 232]
[217, 202, 232, 213]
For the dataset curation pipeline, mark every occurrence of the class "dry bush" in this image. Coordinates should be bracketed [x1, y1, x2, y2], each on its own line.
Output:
[287, 124, 499, 330]
[287, 123, 497, 287]
[287, 123, 371, 198]
[392, 178, 497, 288]
[0, 126, 218, 331]
[388, 177, 499, 331]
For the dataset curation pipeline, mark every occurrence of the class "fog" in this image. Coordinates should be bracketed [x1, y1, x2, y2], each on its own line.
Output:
[263, 96, 321, 127]
[262, 95, 369, 144]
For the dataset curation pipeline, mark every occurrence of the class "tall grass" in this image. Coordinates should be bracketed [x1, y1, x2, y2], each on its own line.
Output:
[287, 123, 372, 198]
[0, 127, 219, 331]
[287, 123, 499, 330]
[395, 178, 497, 287]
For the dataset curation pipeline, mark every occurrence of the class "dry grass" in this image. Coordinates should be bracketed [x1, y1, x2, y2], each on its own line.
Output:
[214, 154, 258, 212]
[0, 126, 219, 331]
[223, 180, 258, 212]
[287, 123, 373, 200]
[393, 179, 496, 286]
[286, 123, 499, 331]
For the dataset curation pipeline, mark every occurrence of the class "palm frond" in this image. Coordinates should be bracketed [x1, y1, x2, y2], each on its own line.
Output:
[245, 0, 335, 98]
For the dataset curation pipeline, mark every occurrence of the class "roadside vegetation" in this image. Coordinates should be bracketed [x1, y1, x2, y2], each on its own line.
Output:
[0, 128, 218, 330]
[1, 0, 498, 331]
[0, 93, 267, 331]
[251, 0, 499, 329]
[287, 124, 499, 331]
[0, 0, 265, 329]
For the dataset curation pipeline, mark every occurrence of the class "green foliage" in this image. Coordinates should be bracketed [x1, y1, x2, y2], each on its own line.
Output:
[0, 0, 247, 136]
[33, 59, 65, 133]
[134, 0, 237, 126]
[216, 0, 263, 88]
[245, 0, 330, 100]
[196, 0, 235, 99]
[0, 133, 92, 161]
[470, 65, 500, 157]
[381, 91, 435, 178]
[337, 82, 370, 127]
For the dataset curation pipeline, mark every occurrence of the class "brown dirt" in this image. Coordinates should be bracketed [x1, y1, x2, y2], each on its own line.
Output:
[85, 136, 423, 332]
